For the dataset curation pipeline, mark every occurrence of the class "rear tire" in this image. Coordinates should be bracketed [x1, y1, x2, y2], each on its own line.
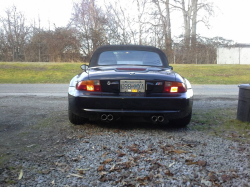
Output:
[68, 109, 88, 125]
[170, 112, 192, 128]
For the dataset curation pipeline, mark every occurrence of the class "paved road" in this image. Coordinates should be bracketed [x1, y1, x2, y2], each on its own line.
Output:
[0, 84, 240, 98]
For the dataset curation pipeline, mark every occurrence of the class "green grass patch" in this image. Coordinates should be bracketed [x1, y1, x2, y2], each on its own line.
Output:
[0, 62, 249, 84]
[191, 108, 250, 142]
[0, 154, 11, 167]
[172, 64, 250, 84]
[0, 62, 86, 83]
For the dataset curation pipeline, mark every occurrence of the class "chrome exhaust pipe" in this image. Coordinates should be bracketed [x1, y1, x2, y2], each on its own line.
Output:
[151, 116, 158, 122]
[101, 114, 107, 121]
[107, 114, 113, 121]
[158, 116, 164, 123]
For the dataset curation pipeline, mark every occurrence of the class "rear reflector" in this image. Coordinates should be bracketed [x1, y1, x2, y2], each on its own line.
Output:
[76, 80, 101, 92]
[164, 81, 186, 93]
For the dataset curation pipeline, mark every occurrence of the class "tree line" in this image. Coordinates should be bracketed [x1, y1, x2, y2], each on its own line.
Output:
[0, 0, 234, 63]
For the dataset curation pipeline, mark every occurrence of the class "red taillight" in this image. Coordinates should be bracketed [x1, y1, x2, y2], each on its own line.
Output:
[163, 81, 186, 93]
[76, 80, 101, 92]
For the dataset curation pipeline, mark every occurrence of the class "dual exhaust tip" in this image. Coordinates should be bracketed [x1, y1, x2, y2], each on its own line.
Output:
[101, 114, 113, 121]
[101, 114, 164, 123]
[151, 115, 164, 123]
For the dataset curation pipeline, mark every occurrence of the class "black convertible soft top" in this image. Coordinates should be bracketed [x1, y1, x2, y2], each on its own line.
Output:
[89, 45, 169, 67]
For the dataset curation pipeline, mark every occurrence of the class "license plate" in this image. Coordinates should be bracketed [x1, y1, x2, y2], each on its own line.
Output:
[120, 80, 145, 92]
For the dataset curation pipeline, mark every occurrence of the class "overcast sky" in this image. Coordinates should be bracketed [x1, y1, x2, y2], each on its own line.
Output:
[1, 0, 250, 44]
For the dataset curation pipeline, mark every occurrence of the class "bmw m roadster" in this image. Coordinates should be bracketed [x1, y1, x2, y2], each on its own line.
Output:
[68, 45, 193, 127]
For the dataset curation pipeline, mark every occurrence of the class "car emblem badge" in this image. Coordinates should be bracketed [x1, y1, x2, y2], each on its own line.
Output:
[107, 81, 111, 85]
[130, 72, 135, 75]
[155, 82, 163, 85]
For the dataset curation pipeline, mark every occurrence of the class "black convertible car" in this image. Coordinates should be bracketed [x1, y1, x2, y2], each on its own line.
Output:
[68, 45, 193, 127]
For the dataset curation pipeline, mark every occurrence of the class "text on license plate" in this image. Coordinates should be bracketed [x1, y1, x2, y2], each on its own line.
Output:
[120, 80, 145, 92]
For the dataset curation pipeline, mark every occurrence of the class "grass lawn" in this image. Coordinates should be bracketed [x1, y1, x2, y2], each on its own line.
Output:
[172, 64, 250, 84]
[0, 62, 249, 84]
[191, 107, 250, 143]
[0, 62, 84, 84]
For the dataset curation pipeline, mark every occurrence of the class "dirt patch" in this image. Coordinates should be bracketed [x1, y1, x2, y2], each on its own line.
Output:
[0, 96, 70, 166]
[0, 95, 240, 166]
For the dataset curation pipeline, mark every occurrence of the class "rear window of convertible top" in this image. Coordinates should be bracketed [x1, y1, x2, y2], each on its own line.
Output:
[98, 50, 163, 66]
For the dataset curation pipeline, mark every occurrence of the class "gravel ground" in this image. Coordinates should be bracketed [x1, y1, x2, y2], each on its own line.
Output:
[3, 123, 250, 187]
[1, 92, 250, 187]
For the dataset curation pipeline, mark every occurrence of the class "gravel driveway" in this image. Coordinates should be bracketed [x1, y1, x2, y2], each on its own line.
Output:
[0, 84, 249, 187]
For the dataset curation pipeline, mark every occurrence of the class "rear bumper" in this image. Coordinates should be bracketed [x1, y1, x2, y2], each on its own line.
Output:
[68, 91, 193, 120]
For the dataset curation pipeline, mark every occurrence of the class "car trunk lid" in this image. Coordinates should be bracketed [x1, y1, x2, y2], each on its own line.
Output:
[88, 66, 176, 93]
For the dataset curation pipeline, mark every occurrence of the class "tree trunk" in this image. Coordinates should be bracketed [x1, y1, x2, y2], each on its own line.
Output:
[191, 0, 198, 49]
[165, 0, 173, 62]
[181, 0, 192, 48]
[153, 0, 172, 60]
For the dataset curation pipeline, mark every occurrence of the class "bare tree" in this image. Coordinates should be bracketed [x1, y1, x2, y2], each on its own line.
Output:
[25, 27, 81, 62]
[70, 0, 108, 60]
[0, 29, 8, 61]
[133, 0, 149, 45]
[173, 0, 214, 48]
[104, 0, 135, 45]
[170, 0, 214, 63]
[151, 0, 173, 61]
[0, 6, 30, 61]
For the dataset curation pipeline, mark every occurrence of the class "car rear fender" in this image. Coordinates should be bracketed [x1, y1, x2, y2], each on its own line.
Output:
[69, 72, 89, 96]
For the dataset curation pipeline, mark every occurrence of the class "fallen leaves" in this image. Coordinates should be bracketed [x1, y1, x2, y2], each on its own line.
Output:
[75, 168, 90, 171]
[129, 147, 139, 153]
[67, 173, 85, 178]
[221, 174, 231, 182]
[72, 157, 79, 162]
[102, 145, 107, 150]
[98, 165, 104, 171]
[201, 179, 212, 186]
[168, 162, 175, 168]
[109, 164, 116, 172]
[101, 152, 110, 158]
[185, 159, 198, 165]
[197, 160, 207, 167]
[127, 144, 139, 153]
[51, 180, 55, 185]
[81, 140, 89, 143]
[164, 169, 174, 177]
[208, 173, 218, 181]
[55, 154, 64, 158]
[54, 162, 67, 167]
[42, 170, 50, 174]
[78, 170, 84, 175]
[185, 159, 207, 167]
[102, 158, 112, 164]
[160, 144, 174, 153]
[99, 175, 109, 182]
[99, 171, 107, 176]
[173, 149, 187, 154]
[64, 136, 222, 186]
[117, 152, 126, 157]
[137, 176, 152, 182]
[113, 129, 121, 133]
[18, 169, 23, 180]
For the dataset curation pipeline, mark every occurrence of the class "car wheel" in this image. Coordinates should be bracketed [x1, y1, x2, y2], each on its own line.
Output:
[68, 109, 88, 125]
[170, 112, 192, 128]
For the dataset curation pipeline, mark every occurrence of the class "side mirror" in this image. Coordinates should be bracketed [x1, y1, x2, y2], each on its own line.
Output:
[169, 66, 173, 70]
[81, 64, 89, 71]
